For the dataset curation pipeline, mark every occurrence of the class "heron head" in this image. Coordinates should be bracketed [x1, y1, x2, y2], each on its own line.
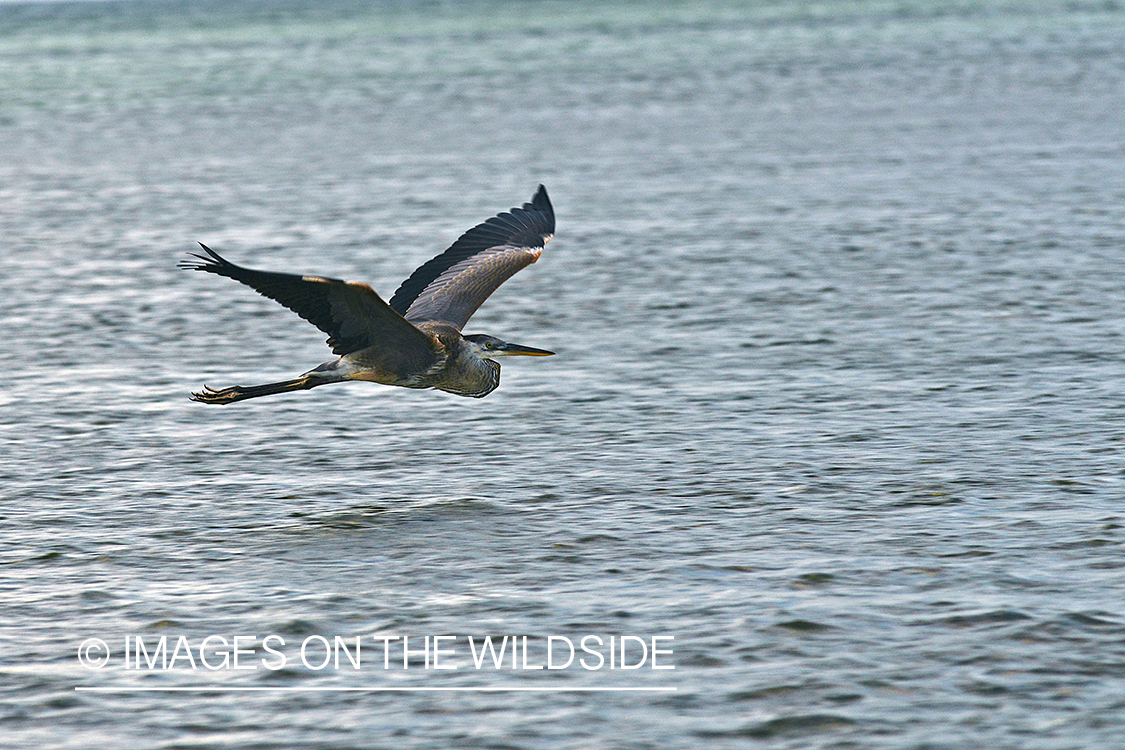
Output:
[464, 334, 554, 359]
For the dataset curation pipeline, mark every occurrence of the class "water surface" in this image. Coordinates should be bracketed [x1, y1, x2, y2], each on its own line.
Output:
[2, 1, 1124, 747]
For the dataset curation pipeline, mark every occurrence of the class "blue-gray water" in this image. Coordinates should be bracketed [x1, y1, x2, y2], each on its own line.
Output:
[3, 0, 1125, 747]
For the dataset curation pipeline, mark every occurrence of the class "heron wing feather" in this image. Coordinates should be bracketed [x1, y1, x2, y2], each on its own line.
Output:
[400, 245, 542, 330]
[182, 245, 436, 360]
[388, 185, 554, 329]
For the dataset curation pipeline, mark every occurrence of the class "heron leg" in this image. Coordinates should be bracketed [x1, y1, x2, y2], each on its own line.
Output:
[190, 374, 336, 405]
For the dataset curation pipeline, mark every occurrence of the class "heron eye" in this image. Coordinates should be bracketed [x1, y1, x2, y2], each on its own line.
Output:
[485, 342, 494, 348]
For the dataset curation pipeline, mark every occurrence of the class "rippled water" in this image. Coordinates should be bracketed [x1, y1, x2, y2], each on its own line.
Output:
[3, 0, 1125, 747]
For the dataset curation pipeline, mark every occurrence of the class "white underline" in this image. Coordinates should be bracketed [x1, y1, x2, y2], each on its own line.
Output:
[75, 685, 675, 693]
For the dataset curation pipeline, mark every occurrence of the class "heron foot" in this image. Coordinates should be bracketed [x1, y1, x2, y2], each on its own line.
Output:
[190, 384, 245, 405]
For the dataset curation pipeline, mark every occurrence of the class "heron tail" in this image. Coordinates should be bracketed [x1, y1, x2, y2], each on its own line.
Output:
[190, 374, 334, 405]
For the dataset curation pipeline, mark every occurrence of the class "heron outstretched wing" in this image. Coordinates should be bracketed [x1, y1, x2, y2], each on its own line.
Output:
[181, 244, 435, 360]
[388, 185, 554, 330]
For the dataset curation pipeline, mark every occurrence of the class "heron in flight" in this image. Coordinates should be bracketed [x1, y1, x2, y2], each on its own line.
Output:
[182, 185, 555, 404]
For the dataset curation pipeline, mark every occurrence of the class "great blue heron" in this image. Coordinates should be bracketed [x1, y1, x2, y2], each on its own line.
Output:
[181, 185, 555, 404]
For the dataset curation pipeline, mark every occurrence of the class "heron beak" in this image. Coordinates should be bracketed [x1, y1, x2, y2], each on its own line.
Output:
[499, 342, 555, 356]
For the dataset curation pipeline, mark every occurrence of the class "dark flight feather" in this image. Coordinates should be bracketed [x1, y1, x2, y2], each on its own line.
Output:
[388, 184, 554, 321]
[180, 244, 428, 357]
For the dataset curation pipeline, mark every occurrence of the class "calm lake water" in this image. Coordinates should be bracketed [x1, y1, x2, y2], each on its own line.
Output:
[2, 0, 1125, 747]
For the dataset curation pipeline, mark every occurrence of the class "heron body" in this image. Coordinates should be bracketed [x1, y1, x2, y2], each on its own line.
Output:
[182, 185, 555, 404]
